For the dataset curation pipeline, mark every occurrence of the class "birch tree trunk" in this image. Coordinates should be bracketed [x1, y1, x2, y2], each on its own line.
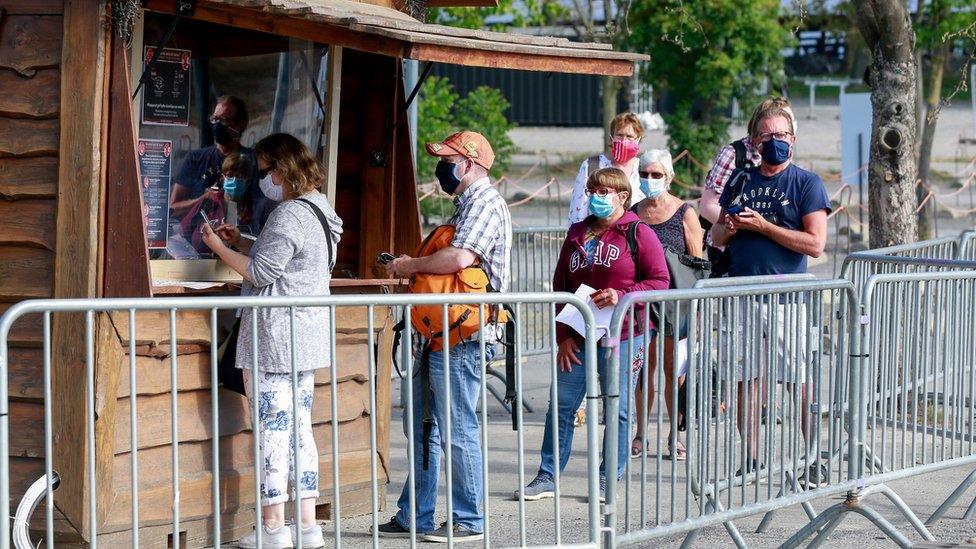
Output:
[853, 0, 919, 247]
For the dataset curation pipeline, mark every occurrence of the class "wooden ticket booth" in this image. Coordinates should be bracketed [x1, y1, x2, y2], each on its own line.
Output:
[0, 0, 642, 546]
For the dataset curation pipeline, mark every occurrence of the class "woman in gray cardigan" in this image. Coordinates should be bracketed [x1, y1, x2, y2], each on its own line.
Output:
[203, 133, 342, 549]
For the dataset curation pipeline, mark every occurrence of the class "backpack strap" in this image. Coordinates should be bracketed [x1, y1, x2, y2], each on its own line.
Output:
[626, 220, 647, 280]
[731, 139, 748, 170]
[294, 198, 336, 270]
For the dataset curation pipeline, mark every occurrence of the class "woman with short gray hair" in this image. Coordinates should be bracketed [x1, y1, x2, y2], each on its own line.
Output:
[630, 148, 704, 462]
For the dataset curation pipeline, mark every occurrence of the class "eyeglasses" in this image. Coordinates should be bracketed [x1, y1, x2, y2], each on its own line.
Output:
[759, 131, 793, 142]
[610, 134, 641, 142]
[585, 188, 618, 197]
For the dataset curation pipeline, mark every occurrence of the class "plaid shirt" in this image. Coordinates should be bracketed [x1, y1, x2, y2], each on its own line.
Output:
[704, 137, 761, 194]
[449, 177, 513, 292]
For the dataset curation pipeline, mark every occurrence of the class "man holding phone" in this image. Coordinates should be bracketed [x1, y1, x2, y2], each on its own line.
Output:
[710, 105, 832, 489]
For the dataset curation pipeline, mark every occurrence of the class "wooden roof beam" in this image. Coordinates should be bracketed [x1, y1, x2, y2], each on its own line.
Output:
[405, 43, 636, 77]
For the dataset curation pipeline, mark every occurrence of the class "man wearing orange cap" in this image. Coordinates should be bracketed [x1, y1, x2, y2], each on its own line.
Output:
[379, 131, 512, 543]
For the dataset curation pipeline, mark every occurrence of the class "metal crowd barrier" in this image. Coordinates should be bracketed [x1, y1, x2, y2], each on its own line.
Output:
[958, 230, 976, 262]
[509, 226, 568, 357]
[602, 279, 862, 547]
[780, 270, 976, 547]
[0, 292, 600, 549]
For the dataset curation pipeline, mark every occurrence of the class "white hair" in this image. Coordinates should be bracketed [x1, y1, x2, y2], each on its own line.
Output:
[639, 149, 674, 184]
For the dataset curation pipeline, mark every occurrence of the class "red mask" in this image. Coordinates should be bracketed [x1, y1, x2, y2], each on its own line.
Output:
[611, 138, 640, 164]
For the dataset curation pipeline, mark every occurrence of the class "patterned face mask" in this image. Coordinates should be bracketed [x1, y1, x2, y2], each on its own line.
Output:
[259, 174, 283, 202]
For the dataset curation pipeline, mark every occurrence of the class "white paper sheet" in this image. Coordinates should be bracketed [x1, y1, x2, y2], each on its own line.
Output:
[554, 284, 616, 340]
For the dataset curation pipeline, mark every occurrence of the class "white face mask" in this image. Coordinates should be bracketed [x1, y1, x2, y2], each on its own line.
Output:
[259, 174, 283, 202]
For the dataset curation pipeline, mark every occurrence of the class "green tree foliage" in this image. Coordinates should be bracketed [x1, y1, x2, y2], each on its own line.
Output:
[628, 0, 790, 179]
[416, 76, 517, 181]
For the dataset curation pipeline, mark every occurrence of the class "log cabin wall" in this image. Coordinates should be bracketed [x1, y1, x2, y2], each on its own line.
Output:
[0, 0, 71, 536]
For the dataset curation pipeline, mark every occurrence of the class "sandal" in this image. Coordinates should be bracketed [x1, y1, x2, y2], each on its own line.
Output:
[667, 439, 687, 461]
[630, 436, 646, 459]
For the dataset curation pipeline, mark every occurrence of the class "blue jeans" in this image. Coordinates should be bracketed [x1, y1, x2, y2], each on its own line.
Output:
[537, 335, 644, 480]
[395, 341, 493, 533]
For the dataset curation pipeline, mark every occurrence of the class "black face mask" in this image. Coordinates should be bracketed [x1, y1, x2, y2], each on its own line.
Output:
[435, 160, 463, 195]
[212, 121, 239, 146]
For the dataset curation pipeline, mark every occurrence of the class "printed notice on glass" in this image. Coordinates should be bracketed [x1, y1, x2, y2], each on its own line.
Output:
[137, 139, 173, 249]
[141, 46, 191, 126]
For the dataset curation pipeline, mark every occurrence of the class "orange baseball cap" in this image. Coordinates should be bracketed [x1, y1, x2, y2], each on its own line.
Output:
[425, 131, 495, 170]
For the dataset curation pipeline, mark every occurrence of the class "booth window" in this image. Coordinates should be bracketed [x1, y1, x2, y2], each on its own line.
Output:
[132, 13, 330, 280]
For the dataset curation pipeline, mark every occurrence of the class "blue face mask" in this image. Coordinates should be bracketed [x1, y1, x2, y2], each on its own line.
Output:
[640, 177, 667, 199]
[222, 176, 244, 199]
[588, 193, 618, 218]
[761, 138, 792, 166]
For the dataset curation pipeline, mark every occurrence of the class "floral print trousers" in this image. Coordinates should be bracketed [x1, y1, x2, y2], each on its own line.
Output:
[243, 369, 319, 506]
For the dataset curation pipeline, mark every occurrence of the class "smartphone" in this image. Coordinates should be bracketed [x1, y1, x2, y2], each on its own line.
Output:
[376, 252, 396, 265]
[726, 204, 745, 216]
[199, 210, 214, 229]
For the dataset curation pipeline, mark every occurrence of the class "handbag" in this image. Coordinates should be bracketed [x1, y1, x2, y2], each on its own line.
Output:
[655, 247, 710, 338]
[217, 320, 246, 395]
[625, 222, 711, 338]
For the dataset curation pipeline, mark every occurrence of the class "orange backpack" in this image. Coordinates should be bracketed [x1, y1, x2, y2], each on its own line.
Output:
[408, 225, 506, 351]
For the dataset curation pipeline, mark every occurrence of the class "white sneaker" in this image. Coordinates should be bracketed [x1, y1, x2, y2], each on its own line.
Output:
[235, 524, 294, 548]
[290, 523, 326, 548]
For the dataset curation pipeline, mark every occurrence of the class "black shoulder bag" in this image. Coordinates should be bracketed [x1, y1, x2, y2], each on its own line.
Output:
[625, 221, 710, 337]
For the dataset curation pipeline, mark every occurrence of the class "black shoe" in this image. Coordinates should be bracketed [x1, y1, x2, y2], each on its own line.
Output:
[424, 522, 484, 543]
[734, 459, 766, 485]
[798, 463, 829, 489]
[374, 516, 420, 538]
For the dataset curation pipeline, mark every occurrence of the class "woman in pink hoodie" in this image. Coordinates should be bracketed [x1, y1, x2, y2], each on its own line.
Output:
[516, 167, 670, 502]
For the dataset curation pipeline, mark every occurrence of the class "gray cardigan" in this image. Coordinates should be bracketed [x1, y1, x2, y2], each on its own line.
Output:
[236, 192, 343, 373]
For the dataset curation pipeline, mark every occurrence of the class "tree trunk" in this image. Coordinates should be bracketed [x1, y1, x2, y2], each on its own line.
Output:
[602, 75, 620, 140]
[916, 42, 951, 240]
[854, 0, 919, 248]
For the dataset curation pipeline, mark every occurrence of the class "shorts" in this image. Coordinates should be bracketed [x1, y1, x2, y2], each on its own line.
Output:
[715, 299, 819, 384]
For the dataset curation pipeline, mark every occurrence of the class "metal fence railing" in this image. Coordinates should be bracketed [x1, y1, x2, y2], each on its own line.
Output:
[780, 270, 976, 547]
[6, 233, 976, 548]
[603, 279, 864, 547]
[0, 293, 600, 549]
[509, 226, 567, 358]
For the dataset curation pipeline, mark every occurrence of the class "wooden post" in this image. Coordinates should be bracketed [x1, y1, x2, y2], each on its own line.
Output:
[50, 0, 109, 539]
[103, 33, 152, 298]
[322, 45, 342, 203]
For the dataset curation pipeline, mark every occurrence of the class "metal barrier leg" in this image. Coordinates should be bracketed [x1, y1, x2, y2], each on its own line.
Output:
[847, 506, 913, 548]
[679, 494, 747, 549]
[806, 512, 847, 549]
[755, 471, 819, 534]
[925, 466, 976, 524]
[778, 503, 846, 549]
[873, 485, 934, 541]
[964, 494, 976, 520]
[779, 489, 924, 549]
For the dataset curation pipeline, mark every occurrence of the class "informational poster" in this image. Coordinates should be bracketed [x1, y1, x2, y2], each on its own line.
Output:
[141, 47, 191, 126]
[137, 139, 173, 249]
